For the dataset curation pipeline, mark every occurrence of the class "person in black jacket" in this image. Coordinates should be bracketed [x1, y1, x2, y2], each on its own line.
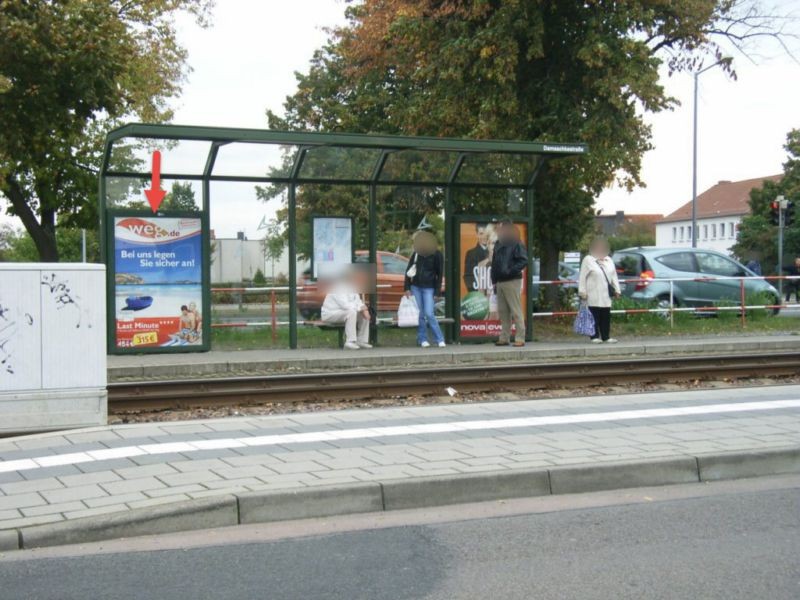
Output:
[490, 220, 528, 346]
[404, 230, 445, 348]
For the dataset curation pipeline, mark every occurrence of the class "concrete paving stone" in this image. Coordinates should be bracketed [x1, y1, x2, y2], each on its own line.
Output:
[204, 421, 259, 433]
[311, 469, 369, 481]
[127, 495, 191, 509]
[65, 430, 122, 444]
[194, 430, 251, 441]
[268, 460, 326, 475]
[85, 493, 148, 508]
[461, 456, 510, 467]
[183, 448, 240, 460]
[220, 455, 285, 467]
[112, 427, 177, 440]
[0, 471, 25, 486]
[188, 488, 250, 499]
[145, 485, 206, 498]
[0, 492, 46, 511]
[42, 484, 108, 504]
[271, 450, 334, 463]
[211, 465, 277, 481]
[12, 437, 70, 451]
[157, 470, 221, 487]
[544, 449, 604, 460]
[57, 471, 122, 487]
[0, 448, 57, 461]
[270, 441, 339, 453]
[203, 478, 263, 490]
[100, 437, 159, 448]
[77, 458, 138, 473]
[21, 465, 83, 481]
[21, 502, 86, 518]
[63, 505, 130, 520]
[361, 465, 419, 479]
[168, 458, 230, 473]
[316, 457, 379, 470]
[414, 460, 472, 472]
[101, 477, 167, 495]
[147, 433, 208, 444]
[0, 477, 64, 495]
[0, 509, 21, 521]
[1, 514, 63, 529]
[325, 437, 388, 449]
[114, 463, 179, 480]
[129, 452, 188, 466]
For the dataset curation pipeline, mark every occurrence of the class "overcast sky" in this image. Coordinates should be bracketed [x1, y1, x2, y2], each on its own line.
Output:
[4, 1, 798, 240]
[167, 0, 798, 238]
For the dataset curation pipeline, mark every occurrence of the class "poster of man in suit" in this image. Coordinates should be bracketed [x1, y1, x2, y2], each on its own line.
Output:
[463, 223, 490, 292]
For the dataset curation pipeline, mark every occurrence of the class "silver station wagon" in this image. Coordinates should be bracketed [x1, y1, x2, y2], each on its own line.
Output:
[612, 247, 780, 312]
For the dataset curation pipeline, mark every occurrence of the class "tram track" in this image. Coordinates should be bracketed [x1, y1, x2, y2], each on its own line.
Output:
[107, 351, 800, 412]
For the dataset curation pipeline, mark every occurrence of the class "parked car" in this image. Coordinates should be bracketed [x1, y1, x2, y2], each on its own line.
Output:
[612, 247, 780, 313]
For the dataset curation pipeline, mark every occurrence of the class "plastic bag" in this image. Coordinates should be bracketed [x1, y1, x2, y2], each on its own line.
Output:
[397, 295, 420, 328]
[573, 303, 596, 337]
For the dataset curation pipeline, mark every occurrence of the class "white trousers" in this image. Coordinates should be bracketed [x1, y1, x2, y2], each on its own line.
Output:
[322, 309, 370, 344]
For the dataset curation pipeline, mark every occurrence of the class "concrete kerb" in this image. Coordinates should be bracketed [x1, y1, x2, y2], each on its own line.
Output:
[2, 446, 799, 551]
[18, 495, 239, 549]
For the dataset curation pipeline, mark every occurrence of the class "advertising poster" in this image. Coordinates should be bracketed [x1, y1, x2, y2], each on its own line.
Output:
[459, 221, 527, 338]
[113, 216, 204, 349]
[312, 217, 353, 278]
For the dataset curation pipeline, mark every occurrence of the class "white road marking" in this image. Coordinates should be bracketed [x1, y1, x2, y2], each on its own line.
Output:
[1, 399, 799, 474]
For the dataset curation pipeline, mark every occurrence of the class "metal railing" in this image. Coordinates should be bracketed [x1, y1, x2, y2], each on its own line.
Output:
[209, 275, 800, 341]
[532, 274, 800, 328]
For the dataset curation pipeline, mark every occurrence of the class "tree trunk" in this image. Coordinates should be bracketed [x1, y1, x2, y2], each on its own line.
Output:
[3, 174, 59, 262]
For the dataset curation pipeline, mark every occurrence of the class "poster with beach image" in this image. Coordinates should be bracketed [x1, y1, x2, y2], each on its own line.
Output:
[459, 221, 527, 338]
[113, 216, 204, 349]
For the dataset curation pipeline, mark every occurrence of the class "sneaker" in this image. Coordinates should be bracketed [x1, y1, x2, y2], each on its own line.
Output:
[605, 338, 618, 344]
[357, 342, 373, 349]
[591, 338, 603, 344]
[420, 341, 431, 348]
[344, 342, 360, 350]
[438, 341, 446, 348]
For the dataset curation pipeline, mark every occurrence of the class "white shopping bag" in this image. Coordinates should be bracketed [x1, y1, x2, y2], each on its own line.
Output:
[397, 295, 420, 327]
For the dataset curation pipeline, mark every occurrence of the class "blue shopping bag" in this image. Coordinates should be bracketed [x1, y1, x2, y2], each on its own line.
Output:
[573, 303, 596, 337]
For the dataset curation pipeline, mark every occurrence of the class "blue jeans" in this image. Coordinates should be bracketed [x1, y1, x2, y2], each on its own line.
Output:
[410, 285, 444, 345]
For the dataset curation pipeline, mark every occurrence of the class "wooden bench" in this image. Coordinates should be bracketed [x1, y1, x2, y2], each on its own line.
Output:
[304, 317, 456, 347]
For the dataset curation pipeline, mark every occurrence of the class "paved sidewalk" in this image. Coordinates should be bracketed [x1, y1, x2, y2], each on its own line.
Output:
[108, 334, 800, 380]
[1, 385, 799, 548]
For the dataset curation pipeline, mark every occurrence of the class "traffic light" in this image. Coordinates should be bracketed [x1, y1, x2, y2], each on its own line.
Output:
[786, 201, 796, 227]
[770, 201, 781, 226]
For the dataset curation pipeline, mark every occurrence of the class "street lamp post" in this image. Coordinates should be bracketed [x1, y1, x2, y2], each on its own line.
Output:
[691, 59, 730, 248]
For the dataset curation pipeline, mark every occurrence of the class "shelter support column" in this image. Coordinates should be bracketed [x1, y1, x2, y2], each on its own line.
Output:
[368, 183, 378, 345]
[288, 183, 297, 349]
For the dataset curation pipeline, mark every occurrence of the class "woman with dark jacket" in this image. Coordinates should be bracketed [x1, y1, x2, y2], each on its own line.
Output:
[404, 230, 445, 348]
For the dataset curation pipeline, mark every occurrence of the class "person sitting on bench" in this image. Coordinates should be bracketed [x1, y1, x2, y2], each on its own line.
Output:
[321, 268, 372, 350]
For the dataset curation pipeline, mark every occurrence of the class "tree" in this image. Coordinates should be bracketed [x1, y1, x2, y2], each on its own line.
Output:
[268, 0, 796, 304]
[0, 225, 100, 262]
[733, 129, 800, 273]
[0, 0, 212, 261]
[161, 181, 200, 212]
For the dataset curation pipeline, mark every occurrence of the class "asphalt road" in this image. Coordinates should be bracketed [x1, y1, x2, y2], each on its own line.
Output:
[1, 478, 799, 600]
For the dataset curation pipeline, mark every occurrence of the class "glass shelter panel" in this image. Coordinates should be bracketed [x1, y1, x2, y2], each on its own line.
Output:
[212, 143, 298, 179]
[457, 153, 540, 186]
[299, 146, 383, 182]
[379, 150, 460, 183]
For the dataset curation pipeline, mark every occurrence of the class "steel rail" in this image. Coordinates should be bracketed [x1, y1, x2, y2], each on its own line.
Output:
[107, 352, 800, 412]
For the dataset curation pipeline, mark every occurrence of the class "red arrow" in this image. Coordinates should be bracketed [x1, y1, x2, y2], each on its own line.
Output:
[144, 150, 166, 213]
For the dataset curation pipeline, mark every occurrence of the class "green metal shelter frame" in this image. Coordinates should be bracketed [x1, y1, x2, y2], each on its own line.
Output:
[99, 123, 587, 350]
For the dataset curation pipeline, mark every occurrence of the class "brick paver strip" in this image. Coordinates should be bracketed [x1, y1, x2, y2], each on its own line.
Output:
[0, 386, 799, 539]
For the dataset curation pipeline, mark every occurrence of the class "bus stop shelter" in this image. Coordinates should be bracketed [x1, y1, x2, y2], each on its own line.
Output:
[99, 124, 587, 352]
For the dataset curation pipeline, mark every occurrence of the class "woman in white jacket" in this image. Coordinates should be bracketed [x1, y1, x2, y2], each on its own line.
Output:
[578, 238, 621, 344]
